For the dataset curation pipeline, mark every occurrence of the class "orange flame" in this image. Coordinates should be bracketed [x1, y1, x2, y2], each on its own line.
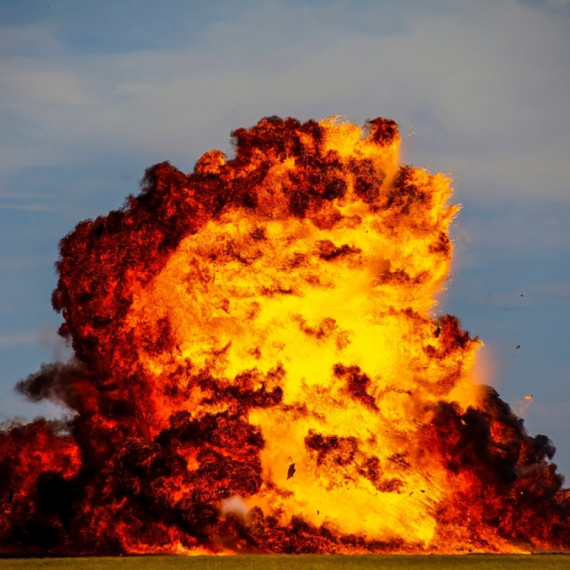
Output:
[1, 116, 568, 555]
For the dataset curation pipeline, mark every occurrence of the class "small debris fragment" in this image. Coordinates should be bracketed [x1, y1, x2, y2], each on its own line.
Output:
[287, 463, 296, 480]
[515, 345, 520, 349]
[520, 294, 524, 297]
[7, 489, 13, 504]
[524, 395, 534, 401]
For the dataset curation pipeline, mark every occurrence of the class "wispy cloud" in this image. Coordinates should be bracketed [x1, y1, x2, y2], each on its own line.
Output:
[0, 1, 568, 199]
[0, 255, 53, 270]
[0, 329, 69, 358]
[470, 290, 532, 308]
[0, 202, 66, 212]
[0, 331, 39, 349]
[534, 283, 570, 305]
[0, 191, 55, 199]
[517, 0, 570, 17]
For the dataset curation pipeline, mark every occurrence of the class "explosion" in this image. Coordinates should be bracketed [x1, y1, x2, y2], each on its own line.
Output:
[1, 116, 569, 555]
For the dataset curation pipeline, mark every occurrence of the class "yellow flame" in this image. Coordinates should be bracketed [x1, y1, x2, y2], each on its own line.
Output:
[124, 118, 483, 547]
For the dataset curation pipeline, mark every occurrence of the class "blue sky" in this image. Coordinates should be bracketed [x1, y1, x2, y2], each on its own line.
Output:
[0, 0, 569, 473]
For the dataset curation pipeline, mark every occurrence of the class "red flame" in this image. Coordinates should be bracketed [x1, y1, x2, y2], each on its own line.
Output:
[1, 116, 569, 555]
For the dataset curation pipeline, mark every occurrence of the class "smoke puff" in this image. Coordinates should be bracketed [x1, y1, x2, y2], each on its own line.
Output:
[15, 359, 87, 411]
[220, 496, 251, 518]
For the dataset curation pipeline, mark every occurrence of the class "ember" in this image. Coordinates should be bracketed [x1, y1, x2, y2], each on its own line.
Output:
[1, 116, 569, 555]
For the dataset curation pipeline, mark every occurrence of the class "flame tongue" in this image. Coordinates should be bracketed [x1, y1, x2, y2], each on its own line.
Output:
[1, 116, 569, 555]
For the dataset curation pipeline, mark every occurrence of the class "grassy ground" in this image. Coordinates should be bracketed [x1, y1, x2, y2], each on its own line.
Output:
[2, 555, 570, 570]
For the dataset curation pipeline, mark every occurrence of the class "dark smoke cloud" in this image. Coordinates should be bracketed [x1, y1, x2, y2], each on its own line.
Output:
[15, 359, 87, 412]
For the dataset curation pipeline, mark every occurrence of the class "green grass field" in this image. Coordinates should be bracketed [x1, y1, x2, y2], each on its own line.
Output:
[2, 555, 570, 570]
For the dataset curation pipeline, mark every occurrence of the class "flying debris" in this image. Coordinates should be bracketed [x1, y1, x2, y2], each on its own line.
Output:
[287, 463, 296, 480]
[0, 116, 568, 555]
[516, 345, 521, 349]
[524, 395, 534, 401]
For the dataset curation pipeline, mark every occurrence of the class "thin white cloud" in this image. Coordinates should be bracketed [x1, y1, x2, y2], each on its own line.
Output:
[0, 329, 69, 357]
[534, 283, 570, 304]
[0, 23, 66, 59]
[546, 0, 570, 6]
[0, 191, 56, 199]
[471, 290, 532, 308]
[0, 202, 66, 212]
[0, 0, 568, 200]
[0, 256, 53, 270]
[0, 331, 40, 349]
